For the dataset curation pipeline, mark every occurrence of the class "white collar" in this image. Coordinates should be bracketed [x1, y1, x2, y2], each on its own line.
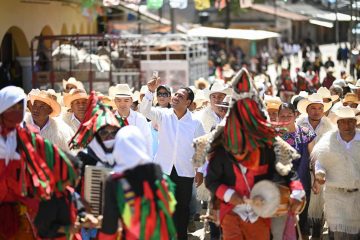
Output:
[210, 108, 222, 123]
[115, 109, 132, 119]
[305, 117, 322, 132]
[336, 130, 360, 144]
[31, 116, 51, 132]
[71, 113, 81, 125]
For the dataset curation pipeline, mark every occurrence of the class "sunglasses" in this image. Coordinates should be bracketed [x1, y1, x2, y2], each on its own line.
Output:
[157, 92, 170, 98]
[98, 128, 118, 138]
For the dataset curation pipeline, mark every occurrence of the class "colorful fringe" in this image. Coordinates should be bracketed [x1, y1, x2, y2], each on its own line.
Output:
[16, 125, 78, 199]
[224, 69, 276, 168]
[115, 175, 177, 240]
[70, 91, 126, 149]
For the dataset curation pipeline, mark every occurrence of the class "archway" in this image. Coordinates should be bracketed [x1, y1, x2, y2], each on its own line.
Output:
[60, 23, 68, 35]
[79, 23, 85, 34]
[71, 24, 77, 34]
[0, 26, 30, 88]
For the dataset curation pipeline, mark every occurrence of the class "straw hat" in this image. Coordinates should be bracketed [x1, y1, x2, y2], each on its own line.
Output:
[109, 84, 133, 99]
[62, 77, 84, 90]
[28, 89, 61, 117]
[333, 106, 360, 124]
[264, 95, 282, 110]
[195, 77, 209, 90]
[342, 93, 359, 104]
[297, 93, 332, 114]
[205, 81, 232, 98]
[349, 79, 360, 90]
[317, 87, 339, 102]
[193, 90, 208, 108]
[95, 92, 116, 109]
[63, 89, 89, 108]
[222, 64, 235, 79]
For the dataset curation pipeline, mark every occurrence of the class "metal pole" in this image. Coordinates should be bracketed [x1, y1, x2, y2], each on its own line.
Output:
[350, 0, 353, 47]
[170, 5, 176, 33]
[137, 5, 141, 34]
[225, 0, 231, 53]
[335, 0, 339, 44]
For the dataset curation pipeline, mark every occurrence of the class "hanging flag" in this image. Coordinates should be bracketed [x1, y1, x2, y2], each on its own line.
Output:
[194, 0, 210, 10]
[169, 0, 188, 9]
[239, 0, 252, 8]
[147, 0, 163, 9]
[215, 0, 227, 10]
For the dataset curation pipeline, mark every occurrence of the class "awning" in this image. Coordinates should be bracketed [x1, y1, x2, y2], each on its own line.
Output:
[250, 4, 308, 21]
[309, 19, 334, 28]
[187, 27, 280, 40]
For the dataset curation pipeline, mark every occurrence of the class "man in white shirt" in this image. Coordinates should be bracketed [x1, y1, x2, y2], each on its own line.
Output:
[313, 107, 360, 240]
[139, 78, 205, 239]
[109, 84, 152, 156]
[195, 81, 231, 133]
[25, 89, 74, 152]
[296, 93, 335, 239]
[62, 89, 89, 133]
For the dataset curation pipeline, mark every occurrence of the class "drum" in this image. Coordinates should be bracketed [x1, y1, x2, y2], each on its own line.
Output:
[249, 180, 305, 218]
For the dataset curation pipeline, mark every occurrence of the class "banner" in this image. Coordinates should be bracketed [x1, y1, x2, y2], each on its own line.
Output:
[194, 0, 210, 10]
[239, 0, 252, 8]
[147, 0, 164, 9]
[169, 0, 188, 9]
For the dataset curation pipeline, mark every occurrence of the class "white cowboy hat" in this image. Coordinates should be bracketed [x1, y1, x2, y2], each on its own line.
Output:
[334, 106, 360, 124]
[109, 84, 133, 99]
[62, 77, 84, 90]
[28, 89, 61, 117]
[348, 79, 360, 90]
[204, 81, 232, 98]
[297, 93, 332, 115]
[290, 91, 309, 104]
[332, 79, 348, 88]
[264, 95, 282, 110]
[317, 87, 339, 102]
[140, 85, 148, 95]
[63, 89, 89, 108]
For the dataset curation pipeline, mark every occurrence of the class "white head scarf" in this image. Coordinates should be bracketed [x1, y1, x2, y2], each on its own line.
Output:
[0, 86, 26, 164]
[113, 125, 151, 173]
[0, 86, 26, 114]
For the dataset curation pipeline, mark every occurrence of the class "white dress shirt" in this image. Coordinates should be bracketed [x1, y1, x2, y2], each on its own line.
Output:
[139, 91, 205, 177]
[115, 109, 153, 157]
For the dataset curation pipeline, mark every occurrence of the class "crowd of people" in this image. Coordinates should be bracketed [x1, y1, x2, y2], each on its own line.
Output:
[1, 42, 360, 240]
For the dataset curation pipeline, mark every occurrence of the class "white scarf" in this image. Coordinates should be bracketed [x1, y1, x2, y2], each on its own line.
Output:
[113, 125, 151, 173]
[88, 138, 115, 166]
[0, 86, 26, 165]
[0, 129, 20, 165]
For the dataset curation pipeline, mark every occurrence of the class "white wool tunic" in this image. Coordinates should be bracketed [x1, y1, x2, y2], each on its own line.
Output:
[312, 130, 360, 234]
